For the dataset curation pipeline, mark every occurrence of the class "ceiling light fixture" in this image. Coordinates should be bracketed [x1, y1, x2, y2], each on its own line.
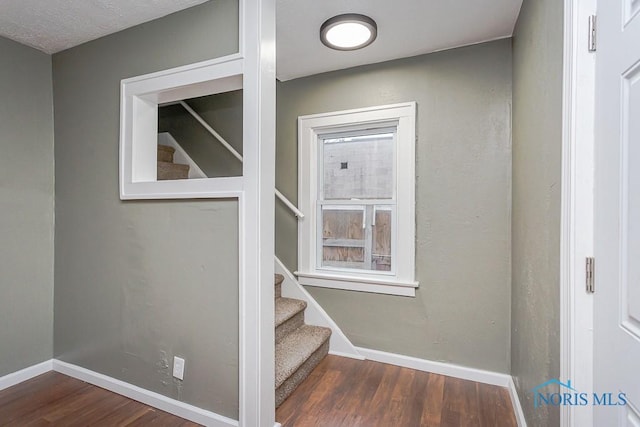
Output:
[320, 14, 377, 51]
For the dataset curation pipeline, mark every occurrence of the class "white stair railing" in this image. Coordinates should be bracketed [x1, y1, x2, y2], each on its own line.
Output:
[166, 100, 304, 218]
[179, 101, 243, 162]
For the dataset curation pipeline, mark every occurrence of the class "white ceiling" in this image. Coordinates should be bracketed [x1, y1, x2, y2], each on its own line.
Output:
[276, 0, 523, 81]
[0, 0, 523, 81]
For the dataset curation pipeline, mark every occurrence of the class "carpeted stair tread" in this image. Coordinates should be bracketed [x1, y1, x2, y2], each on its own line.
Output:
[157, 161, 189, 180]
[274, 274, 284, 286]
[274, 274, 284, 298]
[275, 298, 307, 343]
[157, 144, 175, 162]
[275, 324, 331, 389]
[275, 298, 307, 328]
[275, 337, 329, 407]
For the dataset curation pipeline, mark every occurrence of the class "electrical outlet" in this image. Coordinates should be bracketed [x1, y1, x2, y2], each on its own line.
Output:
[173, 356, 185, 380]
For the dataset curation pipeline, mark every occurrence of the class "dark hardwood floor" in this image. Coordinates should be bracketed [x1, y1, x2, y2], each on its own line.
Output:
[0, 372, 199, 426]
[1, 358, 516, 426]
[276, 355, 517, 427]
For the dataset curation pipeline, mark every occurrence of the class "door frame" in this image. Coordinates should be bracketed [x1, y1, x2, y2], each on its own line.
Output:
[560, 0, 596, 426]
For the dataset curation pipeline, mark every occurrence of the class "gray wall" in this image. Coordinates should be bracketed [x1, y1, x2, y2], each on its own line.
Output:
[0, 37, 55, 377]
[276, 40, 513, 373]
[158, 90, 243, 177]
[52, 0, 240, 418]
[511, 0, 563, 425]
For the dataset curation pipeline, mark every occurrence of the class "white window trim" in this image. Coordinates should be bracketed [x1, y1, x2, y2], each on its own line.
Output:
[296, 102, 418, 297]
[119, 54, 244, 200]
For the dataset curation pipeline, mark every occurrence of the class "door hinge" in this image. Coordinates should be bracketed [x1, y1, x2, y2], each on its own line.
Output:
[588, 15, 597, 52]
[586, 257, 595, 293]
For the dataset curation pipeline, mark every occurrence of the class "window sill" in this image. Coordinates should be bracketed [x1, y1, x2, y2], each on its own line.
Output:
[294, 271, 418, 297]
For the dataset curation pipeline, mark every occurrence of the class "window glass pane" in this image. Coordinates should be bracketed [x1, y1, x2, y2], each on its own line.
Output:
[321, 207, 365, 269]
[319, 205, 393, 272]
[372, 208, 392, 271]
[322, 132, 394, 200]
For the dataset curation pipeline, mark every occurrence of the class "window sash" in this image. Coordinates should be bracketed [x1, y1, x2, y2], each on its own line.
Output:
[316, 203, 396, 276]
[318, 127, 398, 202]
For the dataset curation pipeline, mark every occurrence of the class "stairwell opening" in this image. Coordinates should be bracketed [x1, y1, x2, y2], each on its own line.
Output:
[119, 56, 245, 200]
[157, 90, 244, 181]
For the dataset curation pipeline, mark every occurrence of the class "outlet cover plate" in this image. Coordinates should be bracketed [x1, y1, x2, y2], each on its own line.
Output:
[173, 356, 185, 380]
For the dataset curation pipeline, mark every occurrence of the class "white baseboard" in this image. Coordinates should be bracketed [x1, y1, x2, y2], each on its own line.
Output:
[275, 257, 364, 360]
[507, 377, 528, 427]
[0, 360, 53, 391]
[52, 360, 238, 427]
[356, 346, 511, 386]
[357, 347, 528, 426]
[328, 350, 365, 359]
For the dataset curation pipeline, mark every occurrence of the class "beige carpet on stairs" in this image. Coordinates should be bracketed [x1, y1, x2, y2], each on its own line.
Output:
[157, 144, 190, 180]
[274, 273, 331, 407]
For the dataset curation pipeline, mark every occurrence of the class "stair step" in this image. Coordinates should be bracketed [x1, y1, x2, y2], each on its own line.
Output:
[157, 161, 189, 180]
[275, 325, 331, 406]
[157, 144, 175, 163]
[275, 298, 307, 343]
[274, 274, 284, 298]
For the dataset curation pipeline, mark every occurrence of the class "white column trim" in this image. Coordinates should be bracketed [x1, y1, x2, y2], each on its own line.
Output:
[239, 0, 276, 425]
[560, 0, 596, 426]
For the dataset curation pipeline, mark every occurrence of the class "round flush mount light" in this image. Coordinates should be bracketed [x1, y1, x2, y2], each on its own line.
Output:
[320, 14, 377, 51]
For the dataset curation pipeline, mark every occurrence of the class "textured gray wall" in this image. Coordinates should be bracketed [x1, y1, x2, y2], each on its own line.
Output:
[276, 40, 513, 373]
[0, 37, 54, 376]
[158, 90, 243, 177]
[52, 0, 240, 418]
[511, 0, 563, 425]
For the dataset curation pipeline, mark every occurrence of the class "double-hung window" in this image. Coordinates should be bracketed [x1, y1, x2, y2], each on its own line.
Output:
[297, 103, 418, 296]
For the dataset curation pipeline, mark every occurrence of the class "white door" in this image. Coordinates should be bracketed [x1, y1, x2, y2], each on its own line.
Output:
[594, 0, 640, 425]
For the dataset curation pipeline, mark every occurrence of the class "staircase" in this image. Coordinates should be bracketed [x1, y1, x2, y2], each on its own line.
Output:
[275, 273, 331, 407]
[157, 144, 190, 180]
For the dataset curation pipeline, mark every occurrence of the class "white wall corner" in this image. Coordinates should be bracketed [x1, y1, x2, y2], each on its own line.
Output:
[52, 360, 239, 427]
[0, 360, 53, 392]
[275, 256, 364, 360]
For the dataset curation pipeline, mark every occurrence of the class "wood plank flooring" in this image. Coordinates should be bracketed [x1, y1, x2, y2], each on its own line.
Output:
[0, 372, 199, 426]
[276, 355, 517, 427]
[1, 358, 517, 426]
